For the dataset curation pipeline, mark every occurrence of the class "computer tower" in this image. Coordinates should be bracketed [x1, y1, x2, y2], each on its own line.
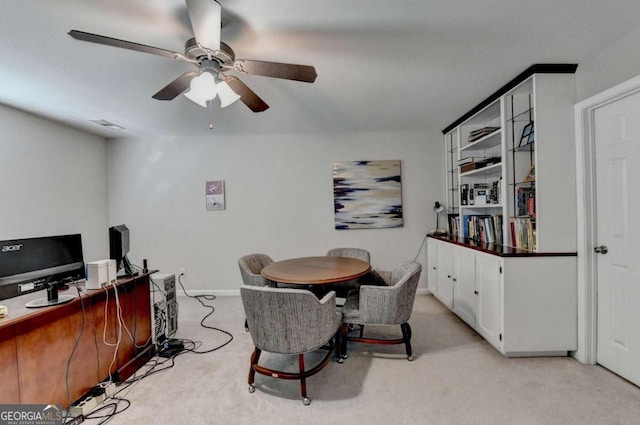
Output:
[153, 273, 178, 337]
[152, 299, 167, 345]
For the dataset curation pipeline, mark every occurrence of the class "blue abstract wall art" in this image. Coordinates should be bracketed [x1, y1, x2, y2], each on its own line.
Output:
[333, 160, 403, 230]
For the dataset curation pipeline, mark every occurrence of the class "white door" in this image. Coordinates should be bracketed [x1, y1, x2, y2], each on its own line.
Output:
[594, 91, 640, 386]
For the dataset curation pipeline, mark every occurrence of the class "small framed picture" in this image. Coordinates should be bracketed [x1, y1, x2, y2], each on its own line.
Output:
[523, 164, 535, 182]
[519, 122, 535, 147]
[205, 180, 225, 210]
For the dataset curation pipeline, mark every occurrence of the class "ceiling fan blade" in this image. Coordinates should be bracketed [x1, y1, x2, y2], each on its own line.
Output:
[152, 71, 199, 100]
[233, 60, 317, 83]
[223, 76, 269, 112]
[186, 0, 221, 51]
[68, 30, 182, 60]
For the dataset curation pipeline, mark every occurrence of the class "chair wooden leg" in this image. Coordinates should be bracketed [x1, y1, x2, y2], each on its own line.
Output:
[248, 347, 261, 386]
[401, 323, 413, 361]
[335, 329, 343, 363]
[249, 341, 334, 404]
[298, 354, 310, 405]
[340, 323, 349, 360]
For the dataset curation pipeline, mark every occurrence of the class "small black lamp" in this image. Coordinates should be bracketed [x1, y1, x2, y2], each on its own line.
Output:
[433, 201, 447, 236]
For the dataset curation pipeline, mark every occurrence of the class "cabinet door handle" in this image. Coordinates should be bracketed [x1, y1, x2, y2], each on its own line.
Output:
[452, 278, 457, 282]
[447, 275, 451, 278]
[432, 266, 436, 270]
[474, 291, 479, 295]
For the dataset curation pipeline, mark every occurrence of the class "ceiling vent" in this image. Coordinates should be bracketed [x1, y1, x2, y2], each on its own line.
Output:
[90, 119, 125, 130]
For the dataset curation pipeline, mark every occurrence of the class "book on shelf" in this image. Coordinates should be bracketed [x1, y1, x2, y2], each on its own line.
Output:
[510, 217, 536, 251]
[493, 214, 503, 245]
[460, 181, 501, 206]
[459, 157, 500, 173]
[462, 214, 502, 245]
[448, 214, 460, 237]
[473, 184, 489, 206]
[489, 179, 501, 204]
[460, 184, 469, 205]
[460, 162, 483, 172]
[516, 187, 535, 217]
[468, 127, 500, 142]
[458, 156, 485, 166]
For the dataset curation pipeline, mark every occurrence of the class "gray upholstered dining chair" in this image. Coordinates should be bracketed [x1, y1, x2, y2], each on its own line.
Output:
[326, 247, 371, 263]
[238, 254, 274, 287]
[240, 285, 342, 405]
[340, 261, 422, 361]
[325, 247, 371, 299]
[238, 254, 274, 330]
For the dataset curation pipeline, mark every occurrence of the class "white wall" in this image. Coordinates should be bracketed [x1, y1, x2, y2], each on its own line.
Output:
[576, 25, 640, 102]
[108, 130, 442, 294]
[0, 103, 109, 261]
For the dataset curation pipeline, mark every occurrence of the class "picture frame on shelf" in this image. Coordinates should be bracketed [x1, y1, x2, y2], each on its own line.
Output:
[519, 122, 535, 147]
[523, 164, 536, 182]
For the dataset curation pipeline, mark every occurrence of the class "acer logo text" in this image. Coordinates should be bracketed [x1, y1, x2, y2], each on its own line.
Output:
[2, 244, 23, 252]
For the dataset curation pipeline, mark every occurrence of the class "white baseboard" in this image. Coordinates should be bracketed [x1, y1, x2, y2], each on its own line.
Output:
[176, 289, 239, 297]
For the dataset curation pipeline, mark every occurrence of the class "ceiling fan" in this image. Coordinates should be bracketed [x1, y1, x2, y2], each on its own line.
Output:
[68, 0, 317, 112]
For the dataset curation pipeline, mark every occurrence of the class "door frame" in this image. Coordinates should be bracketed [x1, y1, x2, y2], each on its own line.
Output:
[574, 74, 640, 364]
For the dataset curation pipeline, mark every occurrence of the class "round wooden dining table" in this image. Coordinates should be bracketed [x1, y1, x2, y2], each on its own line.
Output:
[261, 256, 371, 285]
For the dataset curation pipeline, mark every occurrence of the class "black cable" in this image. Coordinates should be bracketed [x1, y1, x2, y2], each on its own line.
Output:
[176, 273, 234, 353]
[61, 270, 235, 422]
[413, 233, 429, 262]
[86, 291, 101, 379]
[84, 396, 131, 423]
[63, 283, 85, 421]
[114, 355, 177, 386]
[150, 279, 166, 295]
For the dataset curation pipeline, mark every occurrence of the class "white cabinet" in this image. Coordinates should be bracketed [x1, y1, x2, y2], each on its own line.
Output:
[435, 242, 454, 309]
[432, 65, 579, 357]
[427, 236, 577, 356]
[475, 253, 503, 351]
[426, 237, 438, 294]
[428, 236, 454, 309]
[452, 246, 476, 328]
[428, 239, 477, 328]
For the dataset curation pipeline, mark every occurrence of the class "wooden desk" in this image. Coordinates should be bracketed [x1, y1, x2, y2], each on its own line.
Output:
[0, 272, 154, 407]
[261, 256, 371, 285]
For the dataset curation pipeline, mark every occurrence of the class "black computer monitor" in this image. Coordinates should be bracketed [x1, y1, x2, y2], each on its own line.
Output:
[109, 225, 136, 277]
[0, 234, 85, 307]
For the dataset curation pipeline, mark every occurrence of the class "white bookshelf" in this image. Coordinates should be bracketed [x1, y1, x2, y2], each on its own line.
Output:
[430, 65, 579, 357]
[443, 65, 578, 253]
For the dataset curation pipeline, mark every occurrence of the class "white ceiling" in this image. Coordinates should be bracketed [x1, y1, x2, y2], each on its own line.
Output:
[1, 0, 639, 139]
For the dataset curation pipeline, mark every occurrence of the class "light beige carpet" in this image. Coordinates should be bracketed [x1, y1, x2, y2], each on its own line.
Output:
[81, 294, 640, 425]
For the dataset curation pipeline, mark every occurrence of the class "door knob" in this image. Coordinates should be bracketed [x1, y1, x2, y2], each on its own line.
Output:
[594, 245, 608, 254]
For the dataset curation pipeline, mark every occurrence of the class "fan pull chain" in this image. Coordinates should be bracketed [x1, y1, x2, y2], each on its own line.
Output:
[209, 99, 214, 129]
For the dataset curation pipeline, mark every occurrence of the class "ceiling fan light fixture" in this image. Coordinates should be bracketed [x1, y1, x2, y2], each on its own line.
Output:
[216, 80, 241, 108]
[184, 71, 217, 107]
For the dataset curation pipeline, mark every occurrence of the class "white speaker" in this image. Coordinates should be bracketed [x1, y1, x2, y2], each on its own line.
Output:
[86, 260, 108, 290]
[105, 259, 117, 286]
